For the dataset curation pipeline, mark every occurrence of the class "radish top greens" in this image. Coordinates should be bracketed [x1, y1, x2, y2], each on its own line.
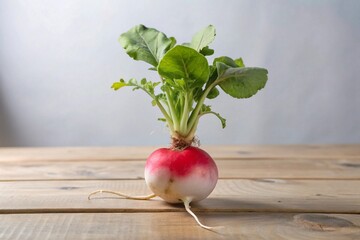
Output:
[112, 24, 268, 148]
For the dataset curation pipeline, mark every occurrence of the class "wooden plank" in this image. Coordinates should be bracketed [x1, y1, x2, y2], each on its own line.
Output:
[0, 145, 359, 162]
[0, 158, 359, 181]
[0, 179, 359, 214]
[0, 212, 359, 240]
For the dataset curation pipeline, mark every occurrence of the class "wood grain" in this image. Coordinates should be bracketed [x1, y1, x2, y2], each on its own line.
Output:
[0, 158, 359, 181]
[1, 145, 359, 162]
[1, 179, 359, 214]
[0, 213, 359, 240]
[1, 145, 359, 239]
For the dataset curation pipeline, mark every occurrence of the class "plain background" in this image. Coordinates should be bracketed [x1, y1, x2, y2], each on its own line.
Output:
[0, 0, 359, 147]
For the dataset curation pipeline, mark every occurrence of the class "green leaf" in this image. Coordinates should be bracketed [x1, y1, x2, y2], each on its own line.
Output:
[206, 87, 219, 99]
[216, 62, 268, 98]
[157, 118, 166, 122]
[235, 58, 245, 67]
[200, 104, 226, 128]
[169, 37, 177, 49]
[212, 111, 227, 128]
[111, 80, 127, 90]
[158, 45, 209, 89]
[206, 57, 241, 89]
[199, 46, 214, 56]
[119, 24, 172, 67]
[213, 56, 239, 68]
[190, 25, 216, 52]
[156, 93, 166, 102]
[113, 78, 160, 96]
[174, 78, 186, 89]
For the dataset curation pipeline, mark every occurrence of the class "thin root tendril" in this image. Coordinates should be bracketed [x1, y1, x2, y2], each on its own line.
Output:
[88, 190, 156, 200]
[183, 198, 224, 232]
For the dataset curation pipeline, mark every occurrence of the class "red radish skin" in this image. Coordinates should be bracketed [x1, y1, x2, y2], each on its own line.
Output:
[145, 147, 218, 203]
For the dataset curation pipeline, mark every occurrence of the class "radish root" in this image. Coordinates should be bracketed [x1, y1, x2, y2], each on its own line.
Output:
[88, 191, 223, 232]
[88, 190, 156, 200]
[183, 198, 223, 232]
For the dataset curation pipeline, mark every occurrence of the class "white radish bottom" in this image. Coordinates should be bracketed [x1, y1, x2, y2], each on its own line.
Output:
[144, 166, 217, 203]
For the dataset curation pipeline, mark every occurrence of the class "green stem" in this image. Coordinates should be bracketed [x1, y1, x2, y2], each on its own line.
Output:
[154, 98, 174, 133]
[187, 82, 216, 132]
[165, 89, 180, 132]
[179, 92, 190, 135]
[137, 85, 174, 133]
[185, 117, 199, 142]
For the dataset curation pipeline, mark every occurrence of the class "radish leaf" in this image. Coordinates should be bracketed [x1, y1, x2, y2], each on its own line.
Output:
[190, 25, 216, 52]
[111, 80, 127, 90]
[200, 105, 226, 128]
[213, 56, 240, 68]
[234, 58, 245, 67]
[200, 46, 214, 56]
[216, 62, 268, 98]
[119, 25, 173, 67]
[206, 87, 219, 99]
[158, 45, 209, 89]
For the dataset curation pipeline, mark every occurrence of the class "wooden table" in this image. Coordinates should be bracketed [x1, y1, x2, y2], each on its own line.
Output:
[0, 145, 359, 239]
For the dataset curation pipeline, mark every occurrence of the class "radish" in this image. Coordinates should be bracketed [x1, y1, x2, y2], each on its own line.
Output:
[88, 24, 268, 230]
[145, 147, 218, 204]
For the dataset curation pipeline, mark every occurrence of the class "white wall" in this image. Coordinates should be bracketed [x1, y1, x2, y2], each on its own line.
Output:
[0, 0, 359, 147]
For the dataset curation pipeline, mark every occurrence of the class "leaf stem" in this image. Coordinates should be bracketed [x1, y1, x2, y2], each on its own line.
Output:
[165, 88, 179, 132]
[186, 117, 199, 142]
[136, 84, 174, 133]
[180, 92, 190, 135]
[154, 98, 175, 133]
[187, 81, 217, 132]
